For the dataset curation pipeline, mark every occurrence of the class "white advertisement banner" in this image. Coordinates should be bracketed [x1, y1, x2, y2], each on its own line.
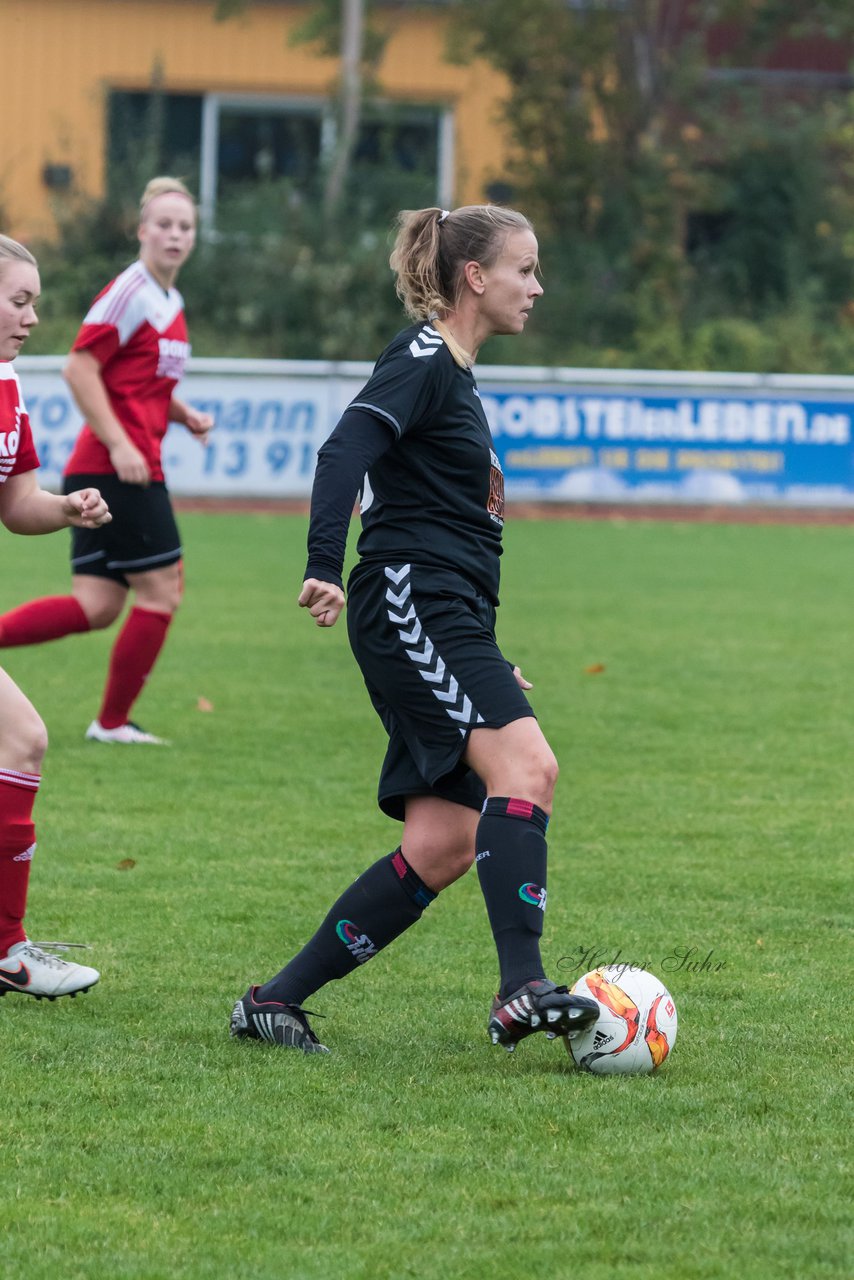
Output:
[17, 358, 367, 497]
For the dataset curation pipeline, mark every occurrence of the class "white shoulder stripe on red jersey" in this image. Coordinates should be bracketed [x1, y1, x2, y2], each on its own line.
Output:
[103, 267, 147, 329]
[84, 262, 184, 343]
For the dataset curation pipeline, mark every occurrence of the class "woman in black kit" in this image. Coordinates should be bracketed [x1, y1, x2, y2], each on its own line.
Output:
[230, 205, 598, 1055]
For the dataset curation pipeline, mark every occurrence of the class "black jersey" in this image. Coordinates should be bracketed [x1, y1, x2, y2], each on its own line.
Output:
[350, 323, 506, 604]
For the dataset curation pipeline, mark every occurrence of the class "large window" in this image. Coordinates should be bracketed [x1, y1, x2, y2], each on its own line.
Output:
[107, 91, 203, 191]
[108, 89, 453, 228]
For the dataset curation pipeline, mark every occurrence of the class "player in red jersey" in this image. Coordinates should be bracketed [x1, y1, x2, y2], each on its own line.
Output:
[0, 235, 111, 998]
[0, 178, 213, 745]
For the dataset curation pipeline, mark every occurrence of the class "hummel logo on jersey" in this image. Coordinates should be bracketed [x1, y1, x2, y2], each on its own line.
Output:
[408, 325, 444, 359]
[0, 962, 30, 988]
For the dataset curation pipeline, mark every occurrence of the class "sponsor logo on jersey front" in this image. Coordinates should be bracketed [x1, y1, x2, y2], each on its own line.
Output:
[0, 402, 22, 481]
[156, 337, 190, 381]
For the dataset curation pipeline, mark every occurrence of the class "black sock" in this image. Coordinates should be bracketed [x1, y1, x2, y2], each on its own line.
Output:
[475, 796, 549, 999]
[256, 849, 436, 1006]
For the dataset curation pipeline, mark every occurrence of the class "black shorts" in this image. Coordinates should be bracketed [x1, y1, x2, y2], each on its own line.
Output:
[346, 561, 535, 821]
[63, 474, 182, 586]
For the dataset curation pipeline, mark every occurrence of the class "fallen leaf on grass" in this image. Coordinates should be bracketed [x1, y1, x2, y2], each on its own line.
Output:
[585, 663, 606, 675]
[116, 859, 136, 871]
[196, 697, 214, 712]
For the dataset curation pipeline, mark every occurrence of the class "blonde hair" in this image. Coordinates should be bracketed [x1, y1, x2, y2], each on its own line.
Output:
[0, 234, 38, 274]
[390, 205, 534, 323]
[139, 176, 195, 221]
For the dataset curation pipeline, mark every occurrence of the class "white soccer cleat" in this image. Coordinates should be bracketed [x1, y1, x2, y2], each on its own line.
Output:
[85, 719, 169, 745]
[0, 940, 100, 1000]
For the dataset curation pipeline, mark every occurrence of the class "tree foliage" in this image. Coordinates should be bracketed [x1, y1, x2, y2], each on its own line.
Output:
[22, 1, 854, 371]
[445, 0, 854, 368]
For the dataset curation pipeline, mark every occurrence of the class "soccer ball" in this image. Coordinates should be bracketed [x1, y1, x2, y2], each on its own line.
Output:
[565, 966, 678, 1075]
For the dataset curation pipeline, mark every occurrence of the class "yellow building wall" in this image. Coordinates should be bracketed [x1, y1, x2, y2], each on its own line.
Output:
[2, 0, 513, 241]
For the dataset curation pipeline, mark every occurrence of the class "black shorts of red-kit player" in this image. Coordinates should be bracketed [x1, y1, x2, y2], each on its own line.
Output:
[64, 474, 182, 586]
[475, 797, 550, 1000]
[255, 848, 437, 1007]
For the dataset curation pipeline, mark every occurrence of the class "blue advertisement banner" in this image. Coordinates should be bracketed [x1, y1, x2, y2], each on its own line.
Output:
[481, 387, 854, 505]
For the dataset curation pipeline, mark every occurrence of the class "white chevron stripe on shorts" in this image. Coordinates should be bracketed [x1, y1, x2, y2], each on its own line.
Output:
[384, 564, 485, 735]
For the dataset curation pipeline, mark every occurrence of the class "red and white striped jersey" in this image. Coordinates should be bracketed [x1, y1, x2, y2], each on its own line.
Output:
[0, 362, 40, 485]
[64, 261, 191, 482]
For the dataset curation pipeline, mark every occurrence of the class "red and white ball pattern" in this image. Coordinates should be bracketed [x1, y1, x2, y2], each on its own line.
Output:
[565, 966, 678, 1075]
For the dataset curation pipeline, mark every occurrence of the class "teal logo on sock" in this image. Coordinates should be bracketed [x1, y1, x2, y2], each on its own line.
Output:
[519, 883, 547, 911]
[335, 919, 377, 963]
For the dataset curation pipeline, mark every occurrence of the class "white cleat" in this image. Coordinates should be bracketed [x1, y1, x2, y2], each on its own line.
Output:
[86, 719, 169, 745]
[0, 940, 100, 1000]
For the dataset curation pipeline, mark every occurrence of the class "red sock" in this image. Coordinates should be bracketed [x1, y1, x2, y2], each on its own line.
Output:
[0, 596, 90, 647]
[98, 606, 172, 729]
[0, 770, 40, 955]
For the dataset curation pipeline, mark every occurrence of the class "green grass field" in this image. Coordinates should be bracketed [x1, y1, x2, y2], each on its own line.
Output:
[0, 511, 851, 1280]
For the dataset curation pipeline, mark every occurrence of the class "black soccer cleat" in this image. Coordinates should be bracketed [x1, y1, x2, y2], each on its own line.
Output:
[488, 978, 599, 1052]
[229, 986, 329, 1054]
